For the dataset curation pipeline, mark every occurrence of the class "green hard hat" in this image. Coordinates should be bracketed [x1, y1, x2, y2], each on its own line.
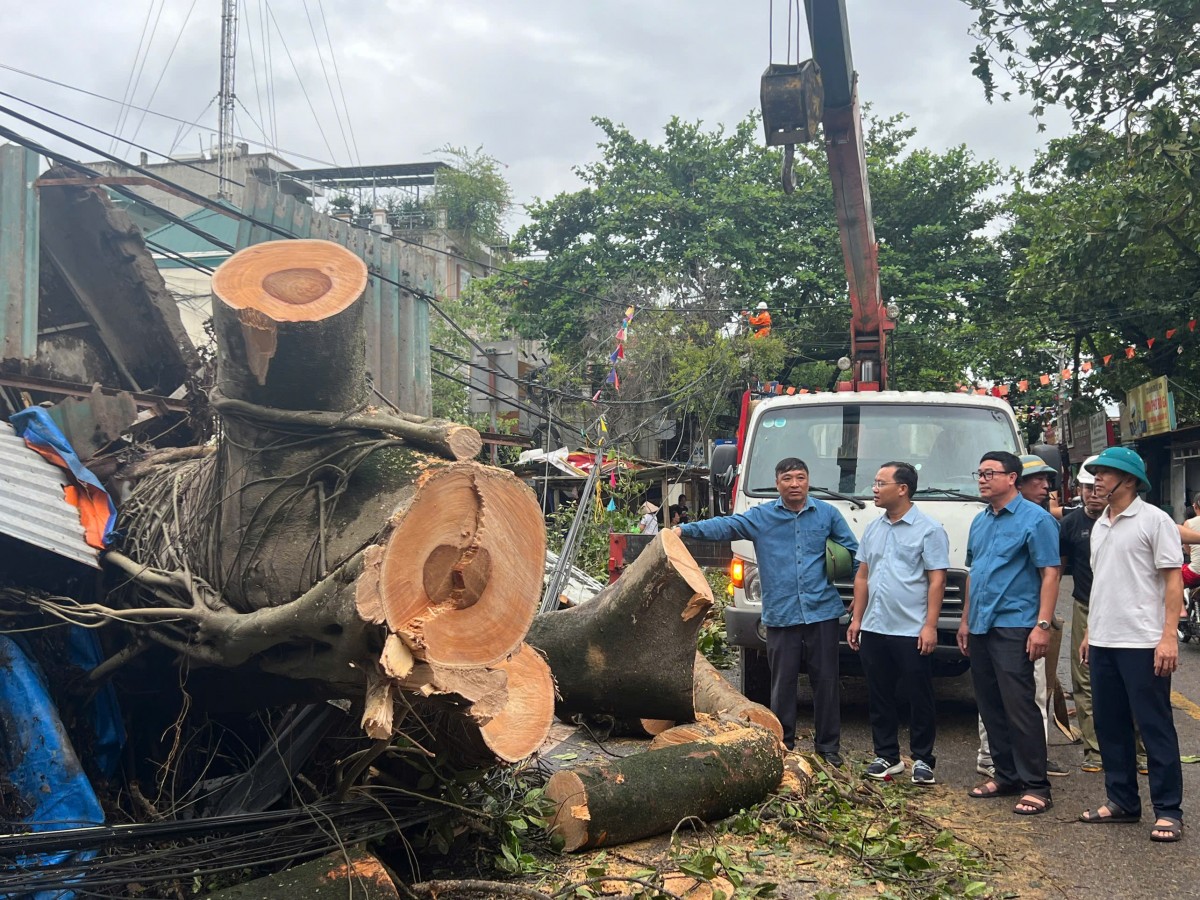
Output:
[1084, 446, 1151, 492]
[825, 539, 854, 581]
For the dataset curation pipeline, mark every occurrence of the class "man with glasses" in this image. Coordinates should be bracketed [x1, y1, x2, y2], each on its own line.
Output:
[848, 462, 949, 785]
[957, 451, 1061, 816]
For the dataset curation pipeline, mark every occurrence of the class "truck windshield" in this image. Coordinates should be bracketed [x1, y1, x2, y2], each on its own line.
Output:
[744, 404, 1021, 498]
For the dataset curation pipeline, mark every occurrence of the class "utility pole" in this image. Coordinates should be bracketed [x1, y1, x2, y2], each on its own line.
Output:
[217, 0, 239, 200]
[482, 346, 513, 465]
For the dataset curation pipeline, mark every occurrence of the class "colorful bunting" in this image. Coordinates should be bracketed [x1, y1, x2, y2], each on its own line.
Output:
[1039, 374, 1051, 386]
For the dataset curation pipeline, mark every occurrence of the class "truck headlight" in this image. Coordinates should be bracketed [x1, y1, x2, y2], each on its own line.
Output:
[744, 566, 762, 606]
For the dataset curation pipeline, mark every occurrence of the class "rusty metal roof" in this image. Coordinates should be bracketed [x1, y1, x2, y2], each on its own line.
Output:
[0, 421, 100, 568]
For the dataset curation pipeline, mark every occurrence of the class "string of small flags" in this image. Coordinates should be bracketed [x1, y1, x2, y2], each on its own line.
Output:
[954, 315, 1195, 395]
[592, 305, 635, 402]
[743, 317, 1198, 399]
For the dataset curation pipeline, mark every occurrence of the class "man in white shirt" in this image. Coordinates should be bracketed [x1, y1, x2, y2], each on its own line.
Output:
[1078, 447, 1185, 843]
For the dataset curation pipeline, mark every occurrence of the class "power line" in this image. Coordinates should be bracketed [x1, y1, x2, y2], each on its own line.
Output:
[0, 62, 336, 166]
[262, 0, 340, 165]
[127, 0, 202, 151]
[318, 0, 360, 166]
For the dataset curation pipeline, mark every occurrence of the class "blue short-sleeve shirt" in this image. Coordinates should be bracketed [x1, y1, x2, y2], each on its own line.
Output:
[965, 494, 1060, 634]
[856, 504, 951, 637]
[681, 497, 858, 626]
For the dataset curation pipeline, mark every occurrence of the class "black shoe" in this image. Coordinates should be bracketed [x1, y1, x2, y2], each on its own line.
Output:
[1046, 758, 1070, 777]
[819, 752, 844, 768]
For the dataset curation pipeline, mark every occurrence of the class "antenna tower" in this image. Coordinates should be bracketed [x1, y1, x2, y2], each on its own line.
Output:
[217, 0, 238, 198]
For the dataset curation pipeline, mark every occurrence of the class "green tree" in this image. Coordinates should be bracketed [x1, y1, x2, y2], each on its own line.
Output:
[431, 144, 514, 251]
[472, 112, 1010, 412]
[962, 1, 1200, 418]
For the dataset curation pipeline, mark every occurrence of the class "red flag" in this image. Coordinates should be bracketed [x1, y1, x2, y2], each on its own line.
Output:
[1018, 380, 1029, 392]
[1082, 361, 1093, 372]
[1147, 337, 1156, 349]
[997, 384, 1009, 397]
[786, 386, 796, 395]
[1103, 354, 1113, 365]
[1039, 374, 1051, 386]
[1126, 346, 1136, 359]
[1167, 329, 1177, 340]
[1191, 320, 1197, 332]
[799, 388, 809, 395]
[1061, 368, 1072, 380]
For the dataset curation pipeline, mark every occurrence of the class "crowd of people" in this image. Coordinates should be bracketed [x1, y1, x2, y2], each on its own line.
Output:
[677, 448, 1188, 843]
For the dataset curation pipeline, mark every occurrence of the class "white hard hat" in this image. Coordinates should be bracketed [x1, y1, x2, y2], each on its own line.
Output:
[1076, 455, 1100, 486]
[756, 301, 768, 311]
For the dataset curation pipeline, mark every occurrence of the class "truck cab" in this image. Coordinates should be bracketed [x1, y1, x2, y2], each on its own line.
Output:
[724, 391, 1024, 701]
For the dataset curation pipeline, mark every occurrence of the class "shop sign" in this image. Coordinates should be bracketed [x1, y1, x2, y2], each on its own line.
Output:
[1122, 376, 1175, 438]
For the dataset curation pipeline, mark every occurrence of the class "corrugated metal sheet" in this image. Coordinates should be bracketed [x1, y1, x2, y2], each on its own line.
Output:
[0, 144, 40, 361]
[235, 179, 435, 416]
[0, 421, 100, 568]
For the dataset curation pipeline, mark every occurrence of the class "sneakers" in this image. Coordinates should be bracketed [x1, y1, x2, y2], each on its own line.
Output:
[911, 760, 936, 785]
[1046, 758, 1070, 777]
[865, 757, 904, 781]
[976, 761, 995, 778]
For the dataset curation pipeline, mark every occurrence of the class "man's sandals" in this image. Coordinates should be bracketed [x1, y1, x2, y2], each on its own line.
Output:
[1080, 805, 1182, 840]
[1013, 794, 1053, 816]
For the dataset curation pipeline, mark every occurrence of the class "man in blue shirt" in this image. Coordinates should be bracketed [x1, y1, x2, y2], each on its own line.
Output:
[956, 450, 1061, 816]
[678, 457, 858, 763]
[848, 461, 949, 785]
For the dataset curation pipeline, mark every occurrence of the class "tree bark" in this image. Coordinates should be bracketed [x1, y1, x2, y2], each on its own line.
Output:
[525, 530, 712, 722]
[544, 727, 784, 851]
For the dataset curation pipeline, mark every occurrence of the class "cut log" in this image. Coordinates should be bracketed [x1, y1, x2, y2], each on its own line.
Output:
[375, 463, 546, 668]
[526, 530, 713, 722]
[692, 653, 784, 743]
[545, 726, 784, 851]
[478, 644, 556, 763]
[212, 239, 368, 405]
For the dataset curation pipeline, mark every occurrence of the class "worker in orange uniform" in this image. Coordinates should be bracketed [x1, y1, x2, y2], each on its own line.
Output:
[742, 301, 772, 338]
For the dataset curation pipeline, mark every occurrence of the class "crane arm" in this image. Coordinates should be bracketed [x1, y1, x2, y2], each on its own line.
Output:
[805, 0, 894, 390]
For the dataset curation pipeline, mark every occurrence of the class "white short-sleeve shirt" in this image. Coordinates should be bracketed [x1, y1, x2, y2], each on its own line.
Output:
[1089, 497, 1183, 648]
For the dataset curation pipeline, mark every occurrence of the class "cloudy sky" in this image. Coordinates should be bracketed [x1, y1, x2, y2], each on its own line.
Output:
[1, 0, 1070, 224]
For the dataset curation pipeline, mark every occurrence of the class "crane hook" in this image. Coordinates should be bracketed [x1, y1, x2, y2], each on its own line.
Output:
[781, 144, 797, 194]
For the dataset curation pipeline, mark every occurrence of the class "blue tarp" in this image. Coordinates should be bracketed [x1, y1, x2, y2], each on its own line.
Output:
[0, 635, 105, 899]
[9, 407, 117, 548]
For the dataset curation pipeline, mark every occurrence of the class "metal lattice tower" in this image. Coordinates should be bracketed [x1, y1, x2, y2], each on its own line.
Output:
[217, 0, 238, 199]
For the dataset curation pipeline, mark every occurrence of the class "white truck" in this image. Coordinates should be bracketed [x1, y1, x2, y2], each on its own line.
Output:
[723, 391, 1025, 701]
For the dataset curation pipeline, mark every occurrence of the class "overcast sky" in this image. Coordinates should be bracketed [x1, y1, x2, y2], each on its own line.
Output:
[1, 0, 1070, 225]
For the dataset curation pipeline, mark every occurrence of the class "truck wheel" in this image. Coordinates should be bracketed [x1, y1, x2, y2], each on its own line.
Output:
[738, 647, 771, 705]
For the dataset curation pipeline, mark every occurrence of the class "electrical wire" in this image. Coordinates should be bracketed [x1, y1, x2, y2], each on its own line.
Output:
[110, 0, 157, 153]
[111, 0, 166, 152]
[263, 0, 340, 165]
[302, 0, 354, 165]
[126, 0, 201, 150]
[318, 0, 361, 166]
[0, 62, 336, 165]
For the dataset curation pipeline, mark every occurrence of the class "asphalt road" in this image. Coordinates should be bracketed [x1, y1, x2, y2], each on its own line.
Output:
[779, 576, 1200, 898]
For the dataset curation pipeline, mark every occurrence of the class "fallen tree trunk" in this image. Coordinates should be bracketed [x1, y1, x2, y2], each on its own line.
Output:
[692, 653, 784, 743]
[525, 530, 712, 722]
[544, 727, 784, 851]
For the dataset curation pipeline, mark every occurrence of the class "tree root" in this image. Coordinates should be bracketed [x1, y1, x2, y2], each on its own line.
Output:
[211, 391, 482, 460]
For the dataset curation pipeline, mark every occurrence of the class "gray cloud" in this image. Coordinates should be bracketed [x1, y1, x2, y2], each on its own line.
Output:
[2, 0, 1070, 225]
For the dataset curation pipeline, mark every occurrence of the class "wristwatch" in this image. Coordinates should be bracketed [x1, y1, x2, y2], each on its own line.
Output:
[1036, 620, 1052, 631]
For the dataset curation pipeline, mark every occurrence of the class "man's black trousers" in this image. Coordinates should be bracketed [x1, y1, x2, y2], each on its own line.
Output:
[968, 627, 1050, 796]
[766, 618, 840, 754]
[858, 630, 936, 767]
[1091, 645, 1183, 821]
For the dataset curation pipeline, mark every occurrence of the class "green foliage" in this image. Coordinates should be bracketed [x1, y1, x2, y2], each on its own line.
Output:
[964, 0, 1200, 130]
[544, 473, 642, 581]
[762, 762, 993, 898]
[468, 111, 1010, 416]
[697, 570, 735, 669]
[433, 144, 514, 250]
